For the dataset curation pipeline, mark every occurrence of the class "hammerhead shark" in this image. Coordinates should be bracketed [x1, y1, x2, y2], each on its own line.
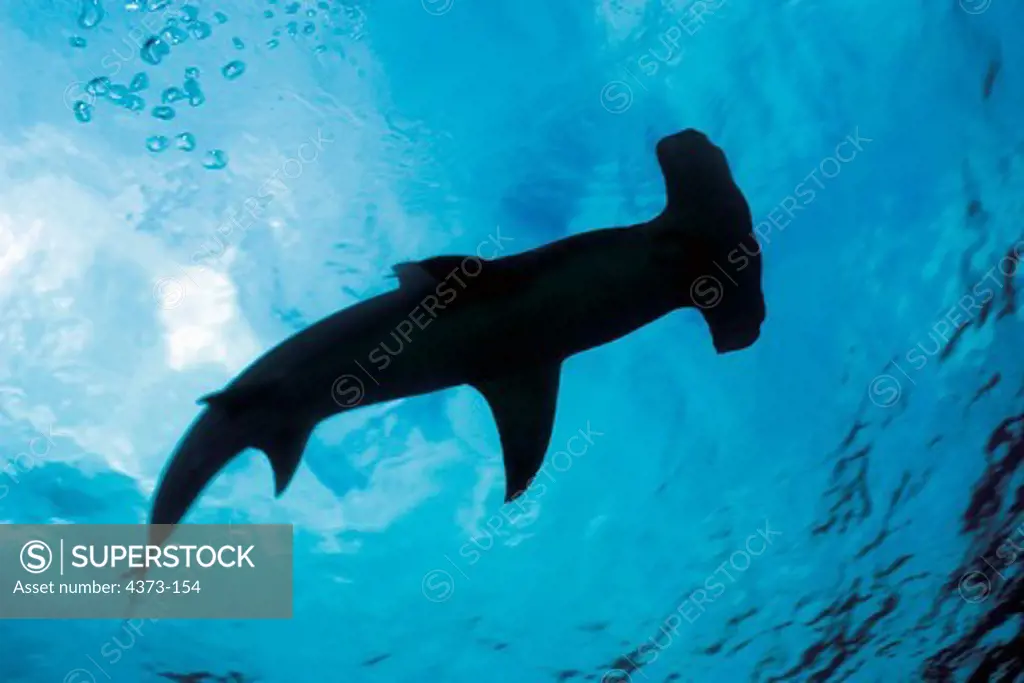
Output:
[149, 129, 766, 536]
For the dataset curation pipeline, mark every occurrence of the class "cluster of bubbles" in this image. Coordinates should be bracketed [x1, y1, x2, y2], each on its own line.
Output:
[68, 0, 244, 169]
[68, 0, 364, 167]
[261, 0, 369, 53]
[264, 1, 325, 51]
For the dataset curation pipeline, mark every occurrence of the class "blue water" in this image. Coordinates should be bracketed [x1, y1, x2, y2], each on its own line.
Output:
[1, 0, 1023, 681]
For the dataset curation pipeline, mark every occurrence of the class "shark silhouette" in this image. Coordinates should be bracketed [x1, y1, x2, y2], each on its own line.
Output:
[149, 129, 765, 538]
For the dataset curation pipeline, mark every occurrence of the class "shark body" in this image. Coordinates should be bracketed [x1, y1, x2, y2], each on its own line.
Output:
[149, 129, 766, 537]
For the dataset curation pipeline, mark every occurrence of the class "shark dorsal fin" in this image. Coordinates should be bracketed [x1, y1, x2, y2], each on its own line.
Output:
[391, 255, 526, 304]
[474, 363, 561, 502]
[390, 262, 436, 290]
[391, 256, 471, 290]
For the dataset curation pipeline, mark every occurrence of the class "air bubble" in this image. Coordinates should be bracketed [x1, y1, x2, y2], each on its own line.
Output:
[146, 135, 169, 152]
[162, 86, 186, 103]
[175, 132, 196, 151]
[108, 86, 145, 111]
[189, 22, 212, 40]
[152, 105, 176, 120]
[73, 101, 93, 123]
[129, 72, 149, 91]
[203, 149, 228, 170]
[86, 76, 111, 96]
[221, 61, 245, 80]
[179, 4, 198, 22]
[161, 25, 189, 45]
[141, 36, 170, 65]
[183, 78, 205, 106]
[78, 0, 104, 29]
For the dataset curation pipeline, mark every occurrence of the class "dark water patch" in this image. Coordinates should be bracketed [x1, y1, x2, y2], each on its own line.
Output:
[978, 296, 995, 327]
[895, 571, 931, 589]
[938, 320, 973, 362]
[996, 246, 1018, 320]
[772, 619, 795, 633]
[726, 606, 758, 628]
[963, 412, 1024, 532]
[982, 57, 1001, 100]
[874, 554, 913, 580]
[922, 576, 1023, 681]
[728, 636, 754, 655]
[577, 621, 608, 633]
[876, 639, 901, 657]
[812, 444, 872, 536]
[839, 420, 868, 451]
[918, 399, 1024, 680]
[157, 673, 250, 683]
[766, 589, 898, 682]
[855, 526, 891, 559]
[967, 373, 1001, 411]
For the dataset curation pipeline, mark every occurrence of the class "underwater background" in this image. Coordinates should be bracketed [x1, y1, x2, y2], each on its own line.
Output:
[1, 0, 1023, 681]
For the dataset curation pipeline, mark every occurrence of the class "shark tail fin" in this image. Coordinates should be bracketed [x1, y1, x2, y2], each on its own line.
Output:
[149, 404, 315, 545]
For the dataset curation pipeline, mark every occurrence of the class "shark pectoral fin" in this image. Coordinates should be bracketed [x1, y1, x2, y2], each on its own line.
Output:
[474, 364, 561, 503]
[256, 421, 315, 496]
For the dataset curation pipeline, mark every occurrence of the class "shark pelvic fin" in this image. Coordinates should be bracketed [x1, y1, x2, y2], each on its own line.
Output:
[257, 421, 315, 495]
[473, 363, 561, 502]
[198, 381, 282, 417]
[195, 382, 310, 495]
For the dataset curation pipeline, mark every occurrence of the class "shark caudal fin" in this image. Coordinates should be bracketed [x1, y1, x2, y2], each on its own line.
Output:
[148, 402, 315, 545]
[472, 363, 561, 502]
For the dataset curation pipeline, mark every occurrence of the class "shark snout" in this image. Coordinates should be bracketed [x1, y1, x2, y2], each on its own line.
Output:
[657, 129, 710, 157]
[712, 323, 761, 354]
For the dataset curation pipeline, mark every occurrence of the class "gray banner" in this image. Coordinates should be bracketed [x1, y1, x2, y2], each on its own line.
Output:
[0, 524, 292, 619]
